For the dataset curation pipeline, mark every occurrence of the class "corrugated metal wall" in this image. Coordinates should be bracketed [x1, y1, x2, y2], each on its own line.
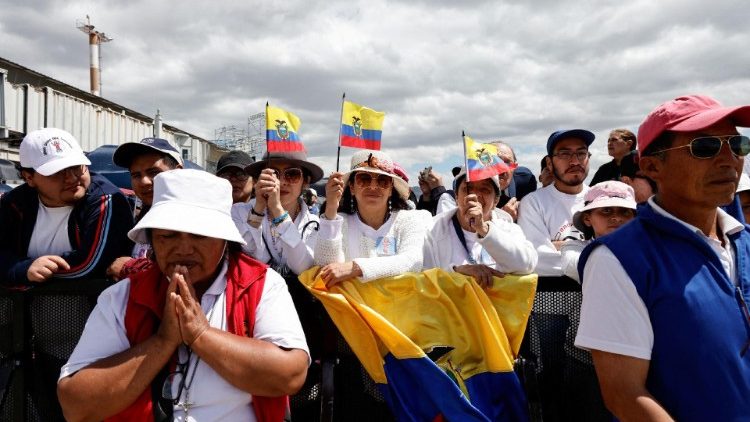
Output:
[1, 75, 218, 167]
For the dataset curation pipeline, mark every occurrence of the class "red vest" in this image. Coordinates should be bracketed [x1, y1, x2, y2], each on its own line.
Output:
[105, 252, 288, 421]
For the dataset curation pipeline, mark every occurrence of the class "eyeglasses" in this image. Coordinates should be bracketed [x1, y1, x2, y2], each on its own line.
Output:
[551, 150, 591, 162]
[49, 165, 88, 181]
[217, 169, 249, 181]
[354, 172, 393, 189]
[162, 348, 192, 404]
[270, 167, 303, 183]
[657, 135, 750, 159]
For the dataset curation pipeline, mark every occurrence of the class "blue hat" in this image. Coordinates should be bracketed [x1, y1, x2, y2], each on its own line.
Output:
[113, 137, 184, 168]
[546, 129, 595, 155]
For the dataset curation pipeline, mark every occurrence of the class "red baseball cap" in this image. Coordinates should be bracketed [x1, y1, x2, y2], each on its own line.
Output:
[638, 95, 750, 154]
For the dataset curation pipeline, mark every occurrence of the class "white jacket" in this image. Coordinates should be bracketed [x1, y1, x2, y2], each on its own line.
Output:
[423, 208, 538, 274]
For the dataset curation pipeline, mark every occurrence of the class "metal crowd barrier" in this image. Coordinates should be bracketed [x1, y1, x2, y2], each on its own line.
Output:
[0, 275, 611, 422]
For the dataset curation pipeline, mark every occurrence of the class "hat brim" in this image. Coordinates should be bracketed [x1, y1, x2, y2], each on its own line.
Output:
[35, 154, 92, 176]
[573, 198, 637, 233]
[547, 129, 596, 155]
[342, 167, 411, 200]
[128, 201, 246, 245]
[216, 162, 249, 174]
[669, 105, 750, 133]
[246, 158, 324, 184]
[113, 143, 183, 168]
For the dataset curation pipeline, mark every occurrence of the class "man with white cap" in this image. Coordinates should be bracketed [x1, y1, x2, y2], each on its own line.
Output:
[58, 169, 309, 421]
[575, 95, 750, 420]
[0, 128, 134, 285]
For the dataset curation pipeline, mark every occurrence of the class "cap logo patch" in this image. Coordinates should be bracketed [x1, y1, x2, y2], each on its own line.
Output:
[42, 137, 73, 155]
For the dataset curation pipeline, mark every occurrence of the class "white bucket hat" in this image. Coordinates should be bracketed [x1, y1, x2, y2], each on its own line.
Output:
[342, 150, 410, 199]
[20, 128, 91, 176]
[128, 169, 246, 245]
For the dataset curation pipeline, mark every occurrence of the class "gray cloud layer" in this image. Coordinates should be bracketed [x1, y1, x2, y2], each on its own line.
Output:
[2, 0, 749, 179]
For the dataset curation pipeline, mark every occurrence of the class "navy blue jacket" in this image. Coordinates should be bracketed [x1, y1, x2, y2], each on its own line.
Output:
[0, 173, 134, 286]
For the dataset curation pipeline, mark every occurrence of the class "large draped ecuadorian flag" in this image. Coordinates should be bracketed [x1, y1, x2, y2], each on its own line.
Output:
[340, 100, 385, 150]
[299, 268, 537, 421]
[266, 105, 304, 152]
[464, 135, 517, 181]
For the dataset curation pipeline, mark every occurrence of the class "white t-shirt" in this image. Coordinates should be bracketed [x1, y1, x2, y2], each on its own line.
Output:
[517, 184, 589, 276]
[574, 199, 744, 360]
[27, 202, 74, 258]
[59, 261, 309, 422]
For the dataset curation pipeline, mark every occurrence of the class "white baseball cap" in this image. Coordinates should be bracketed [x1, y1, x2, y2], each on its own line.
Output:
[20, 128, 91, 176]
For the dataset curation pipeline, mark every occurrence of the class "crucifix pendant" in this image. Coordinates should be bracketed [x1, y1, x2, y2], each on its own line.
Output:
[179, 389, 195, 418]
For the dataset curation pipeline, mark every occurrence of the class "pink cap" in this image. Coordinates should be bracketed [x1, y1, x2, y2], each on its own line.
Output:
[573, 181, 636, 233]
[638, 95, 750, 154]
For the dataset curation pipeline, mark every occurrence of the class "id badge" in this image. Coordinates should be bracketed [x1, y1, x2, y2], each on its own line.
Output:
[375, 236, 397, 256]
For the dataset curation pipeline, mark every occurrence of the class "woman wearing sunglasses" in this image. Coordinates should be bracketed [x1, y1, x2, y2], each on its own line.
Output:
[316, 150, 428, 287]
[233, 150, 323, 276]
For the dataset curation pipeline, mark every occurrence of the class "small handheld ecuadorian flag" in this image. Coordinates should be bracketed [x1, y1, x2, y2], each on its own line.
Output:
[266, 104, 304, 152]
[463, 133, 517, 182]
[340, 100, 385, 150]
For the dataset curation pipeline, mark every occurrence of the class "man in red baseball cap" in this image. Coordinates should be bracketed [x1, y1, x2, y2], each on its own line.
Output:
[575, 95, 750, 420]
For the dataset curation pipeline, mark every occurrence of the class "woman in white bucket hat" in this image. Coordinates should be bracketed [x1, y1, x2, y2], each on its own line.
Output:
[315, 150, 429, 286]
[58, 169, 308, 422]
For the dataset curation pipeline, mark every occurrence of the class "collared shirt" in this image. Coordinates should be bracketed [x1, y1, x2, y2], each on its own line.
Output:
[574, 198, 745, 360]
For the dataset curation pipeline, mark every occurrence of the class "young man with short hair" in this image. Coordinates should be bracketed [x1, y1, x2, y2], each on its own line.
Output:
[517, 129, 594, 276]
[0, 128, 134, 286]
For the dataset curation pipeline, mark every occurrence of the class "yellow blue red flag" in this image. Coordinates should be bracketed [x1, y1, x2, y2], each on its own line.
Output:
[340, 100, 385, 150]
[299, 268, 537, 421]
[464, 134, 517, 182]
[266, 105, 304, 152]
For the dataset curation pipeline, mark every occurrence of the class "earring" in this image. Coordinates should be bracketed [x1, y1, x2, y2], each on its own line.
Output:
[388, 198, 392, 213]
[351, 195, 356, 212]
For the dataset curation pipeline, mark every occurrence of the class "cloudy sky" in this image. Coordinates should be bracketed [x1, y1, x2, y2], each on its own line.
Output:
[2, 0, 749, 182]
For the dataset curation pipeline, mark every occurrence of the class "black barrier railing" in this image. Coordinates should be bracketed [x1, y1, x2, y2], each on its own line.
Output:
[0, 275, 611, 422]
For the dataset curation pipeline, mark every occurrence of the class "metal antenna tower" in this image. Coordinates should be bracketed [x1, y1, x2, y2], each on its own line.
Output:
[76, 15, 113, 96]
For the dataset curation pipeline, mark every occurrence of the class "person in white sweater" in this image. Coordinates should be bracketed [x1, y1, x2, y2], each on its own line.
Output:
[232, 150, 323, 276]
[560, 181, 637, 282]
[424, 167, 537, 287]
[517, 129, 595, 276]
[315, 150, 429, 286]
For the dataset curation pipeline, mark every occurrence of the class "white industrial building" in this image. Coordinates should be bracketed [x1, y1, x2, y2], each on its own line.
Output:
[0, 56, 225, 178]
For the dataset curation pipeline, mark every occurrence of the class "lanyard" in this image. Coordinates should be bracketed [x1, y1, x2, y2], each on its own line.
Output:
[451, 213, 477, 265]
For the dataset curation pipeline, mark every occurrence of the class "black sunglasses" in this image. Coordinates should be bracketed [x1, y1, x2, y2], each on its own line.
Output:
[658, 135, 750, 159]
[162, 348, 192, 404]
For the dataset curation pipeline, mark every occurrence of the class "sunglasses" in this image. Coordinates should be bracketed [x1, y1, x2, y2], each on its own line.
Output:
[270, 167, 303, 183]
[658, 135, 750, 159]
[354, 172, 393, 189]
[217, 169, 249, 181]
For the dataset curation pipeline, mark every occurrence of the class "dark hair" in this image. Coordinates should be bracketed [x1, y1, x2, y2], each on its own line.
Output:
[620, 151, 658, 194]
[161, 153, 180, 169]
[609, 129, 637, 151]
[540, 156, 548, 172]
[337, 173, 410, 215]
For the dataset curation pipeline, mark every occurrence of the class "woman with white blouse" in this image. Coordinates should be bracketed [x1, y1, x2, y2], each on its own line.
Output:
[423, 167, 538, 286]
[316, 150, 428, 287]
[232, 150, 323, 276]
